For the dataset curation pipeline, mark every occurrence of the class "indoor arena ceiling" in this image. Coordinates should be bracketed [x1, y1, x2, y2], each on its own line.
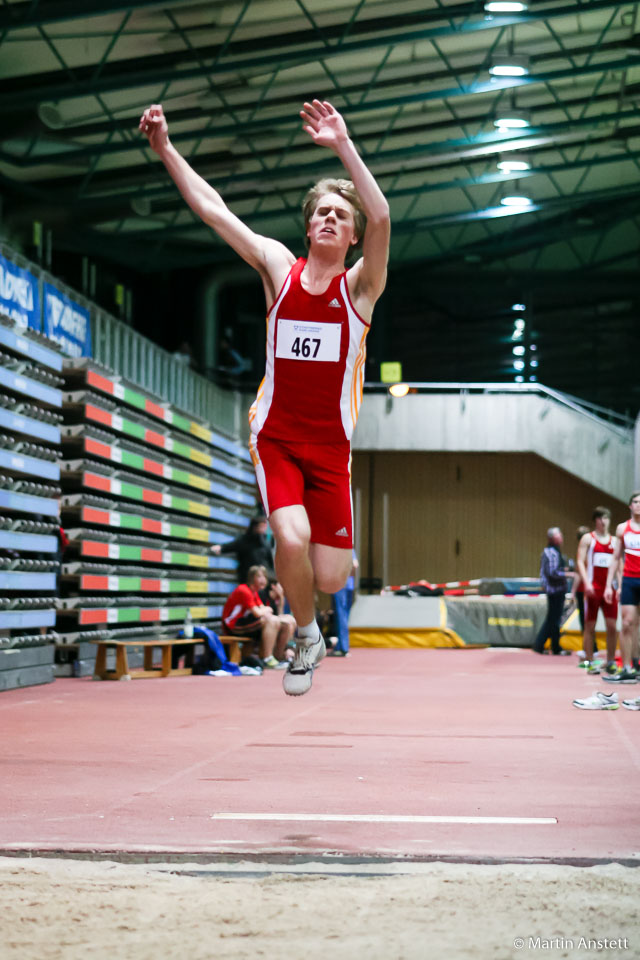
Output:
[2, 0, 640, 278]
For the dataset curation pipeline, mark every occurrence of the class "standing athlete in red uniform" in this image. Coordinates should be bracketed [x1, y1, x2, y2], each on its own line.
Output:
[576, 507, 619, 674]
[604, 492, 640, 685]
[140, 98, 390, 696]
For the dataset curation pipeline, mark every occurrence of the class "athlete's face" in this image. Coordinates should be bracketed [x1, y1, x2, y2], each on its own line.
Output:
[594, 515, 609, 534]
[631, 495, 640, 517]
[307, 193, 358, 252]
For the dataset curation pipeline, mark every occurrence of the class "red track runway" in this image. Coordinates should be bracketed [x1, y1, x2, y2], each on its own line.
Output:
[2, 648, 639, 862]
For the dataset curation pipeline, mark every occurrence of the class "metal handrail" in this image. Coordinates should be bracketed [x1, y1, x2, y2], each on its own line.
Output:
[364, 381, 634, 437]
[0, 242, 243, 439]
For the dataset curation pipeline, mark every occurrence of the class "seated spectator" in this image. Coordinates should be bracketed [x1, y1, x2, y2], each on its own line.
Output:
[221, 565, 292, 668]
[211, 514, 274, 583]
[259, 576, 296, 660]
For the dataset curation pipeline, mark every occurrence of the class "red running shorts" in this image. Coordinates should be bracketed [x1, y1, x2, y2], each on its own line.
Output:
[584, 590, 618, 623]
[249, 434, 353, 549]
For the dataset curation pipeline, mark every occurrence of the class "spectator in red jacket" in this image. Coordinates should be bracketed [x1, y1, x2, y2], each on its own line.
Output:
[222, 565, 294, 668]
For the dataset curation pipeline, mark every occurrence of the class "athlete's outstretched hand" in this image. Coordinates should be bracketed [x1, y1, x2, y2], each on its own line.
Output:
[139, 103, 169, 154]
[300, 100, 349, 152]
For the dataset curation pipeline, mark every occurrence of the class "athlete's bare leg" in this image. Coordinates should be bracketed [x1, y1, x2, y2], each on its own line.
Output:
[582, 620, 596, 662]
[309, 542, 353, 594]
[269, 504, 354, 695]
[274, 615, 296, 660]
[632, 621, 640, 664]
[619, 605, 639, 669]
[258, 614, 279, 660]
[269, 506, 353, 620]
[604, 617, 618, 662]
[269, 505, 316, 627]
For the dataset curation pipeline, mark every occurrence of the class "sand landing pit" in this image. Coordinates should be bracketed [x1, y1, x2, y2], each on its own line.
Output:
[1, 856, 638, 959]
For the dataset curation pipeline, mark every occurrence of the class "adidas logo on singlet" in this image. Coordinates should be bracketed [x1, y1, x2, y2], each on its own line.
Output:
[335, 526, 349, 537]
[328, 298, 341, 308]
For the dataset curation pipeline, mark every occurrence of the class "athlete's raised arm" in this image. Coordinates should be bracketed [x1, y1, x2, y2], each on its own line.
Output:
[139, 104, 294, 299]
[300, 100, 390, 308]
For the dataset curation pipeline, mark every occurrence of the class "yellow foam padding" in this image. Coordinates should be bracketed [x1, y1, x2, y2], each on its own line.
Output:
[349, 628, 467, 649]
[554, 629, 611, 652]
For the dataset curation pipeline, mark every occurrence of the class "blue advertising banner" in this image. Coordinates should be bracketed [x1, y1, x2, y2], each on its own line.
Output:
[0, 252, 40, 329]
[43, 283, 92, 357]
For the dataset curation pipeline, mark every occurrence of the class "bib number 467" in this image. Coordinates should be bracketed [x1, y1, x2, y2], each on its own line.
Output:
[291, 336, 321, 358]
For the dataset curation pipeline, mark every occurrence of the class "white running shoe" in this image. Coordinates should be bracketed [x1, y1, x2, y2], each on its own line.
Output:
[283, 635, 326, 696]
[572, 691, 618, 710]
[622, 697, 640, 711]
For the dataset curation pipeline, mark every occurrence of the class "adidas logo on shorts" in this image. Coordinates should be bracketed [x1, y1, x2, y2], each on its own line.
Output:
[328, 298, 341, 308]
[335, 526, 349, 537]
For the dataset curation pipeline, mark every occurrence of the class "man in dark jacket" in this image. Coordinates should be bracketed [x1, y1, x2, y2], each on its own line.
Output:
[533, 526, 571, 655]
[211, 515, 274, 584]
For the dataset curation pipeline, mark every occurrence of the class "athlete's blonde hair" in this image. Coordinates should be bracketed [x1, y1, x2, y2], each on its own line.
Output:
[302, 178, 365, 250]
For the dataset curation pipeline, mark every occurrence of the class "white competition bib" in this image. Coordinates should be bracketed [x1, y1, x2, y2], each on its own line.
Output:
[592, 553, 611, 568]
[276, 318, 341, 363]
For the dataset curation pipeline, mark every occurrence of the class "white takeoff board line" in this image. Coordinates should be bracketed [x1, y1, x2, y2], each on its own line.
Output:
[209, 813, 557, 825]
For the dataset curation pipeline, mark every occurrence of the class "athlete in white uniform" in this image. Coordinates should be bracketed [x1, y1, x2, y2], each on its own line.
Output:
[140, 98, 390, 696]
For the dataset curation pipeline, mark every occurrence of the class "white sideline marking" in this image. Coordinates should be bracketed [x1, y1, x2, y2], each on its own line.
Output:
[210, 813, 557, 825]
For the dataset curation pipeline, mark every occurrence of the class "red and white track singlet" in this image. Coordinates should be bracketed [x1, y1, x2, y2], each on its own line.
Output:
[622, 520, 640, 577]
[222, 584, 261, 631]
[586, 532, 614, 590]
[249, 258, 369, 444]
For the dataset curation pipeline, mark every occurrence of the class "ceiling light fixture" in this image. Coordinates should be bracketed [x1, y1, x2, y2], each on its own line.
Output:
[484, 2, 528, 11]
[37, 103, 64, 130]
[501, 192, 532, 207]
[130, 197, 152, 217]
[497, 155, 531, 173]
[489, 55, 530, 77]
[494, 109, 531, 129]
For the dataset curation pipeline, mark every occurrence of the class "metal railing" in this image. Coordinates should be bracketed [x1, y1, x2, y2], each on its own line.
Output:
[0, 242, 244, 439]
[365, 381, 634, 439]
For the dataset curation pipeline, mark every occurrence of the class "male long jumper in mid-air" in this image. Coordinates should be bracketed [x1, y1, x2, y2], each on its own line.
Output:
[140, 98, 390, 696]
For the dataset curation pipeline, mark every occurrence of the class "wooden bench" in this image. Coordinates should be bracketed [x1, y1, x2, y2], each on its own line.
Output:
[220, 636, 246, 665]
[91, 637, 200, 681]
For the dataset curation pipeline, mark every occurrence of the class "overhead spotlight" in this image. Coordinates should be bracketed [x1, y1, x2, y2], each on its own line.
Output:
[512, 345, 525, 356]
[514, 375, 525, 382]
[529, 375, 537, 381]
[37, 103, 64, 130]
[389, 383, 410, 398]
[489, 55, 530, 77]
[484, 2, 528, 11]
[497, 155, 531, 173]
[389, 383, 409, 397]
[530, 359, 538, 368]
[501, 192, 532, 207]
[512, 303, 526, 312]
[513, 360, 525, 371]
[494, 109, 531, 129]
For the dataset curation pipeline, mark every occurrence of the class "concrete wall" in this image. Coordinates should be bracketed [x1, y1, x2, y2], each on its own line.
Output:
[353, 392, 633, 503]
